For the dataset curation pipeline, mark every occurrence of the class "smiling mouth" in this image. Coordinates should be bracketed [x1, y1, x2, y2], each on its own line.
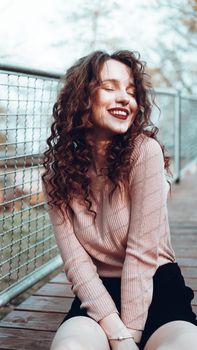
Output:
[108, 108, 129, 120]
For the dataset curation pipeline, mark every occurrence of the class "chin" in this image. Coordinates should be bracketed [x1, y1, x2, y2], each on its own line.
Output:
[113, 127, 129, 134]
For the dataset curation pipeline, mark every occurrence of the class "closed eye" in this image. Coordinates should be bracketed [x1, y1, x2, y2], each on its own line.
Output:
[104, 87, 115, 91]
[127, 91, 135, 97]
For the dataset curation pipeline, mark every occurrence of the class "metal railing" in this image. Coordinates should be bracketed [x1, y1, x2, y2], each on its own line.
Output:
[0, 65, 62, 306]
[0, 65, 197, 307]
[153, 88, 197, 181]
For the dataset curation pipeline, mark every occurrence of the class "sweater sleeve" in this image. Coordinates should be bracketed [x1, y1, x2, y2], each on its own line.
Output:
[42, 181, 119, 322]
[121, 137, 169, 330]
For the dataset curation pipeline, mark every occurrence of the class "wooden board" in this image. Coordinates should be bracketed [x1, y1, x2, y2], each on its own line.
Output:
[0, 311, 63, 331]
[180, 267, 197, 278]
[185, 278, 197, 291]
[193, 305, 197, 314]
[0, 328, 54, 350]
[34, 283, 74, 298]
[15, 296, 73, 313]
[177, 258, 197, 267]
[175, 248, 197, 258]
[50, 273, 67, 284]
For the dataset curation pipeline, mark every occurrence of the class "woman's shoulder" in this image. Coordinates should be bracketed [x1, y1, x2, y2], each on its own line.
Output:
[132, 133, 162, 161]
[128, 134, 165, 185]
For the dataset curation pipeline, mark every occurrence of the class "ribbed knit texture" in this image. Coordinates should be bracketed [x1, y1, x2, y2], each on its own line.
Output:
[44, 134, 176, 331]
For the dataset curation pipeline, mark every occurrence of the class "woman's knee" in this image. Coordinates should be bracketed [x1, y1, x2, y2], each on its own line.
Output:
[174, 325, 197, 348]
[170, 322, 197, 349]
[50, 316, 110, 350]
[51, 338, 84, 350]
[51, 334, 108, 350]
[155, 331, 197, 350]
[144, 321, 197, 350]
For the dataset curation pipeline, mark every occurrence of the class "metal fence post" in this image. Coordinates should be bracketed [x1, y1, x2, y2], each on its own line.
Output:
[174, 90, 181, 183]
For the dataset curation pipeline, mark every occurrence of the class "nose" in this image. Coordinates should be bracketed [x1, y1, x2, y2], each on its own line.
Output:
[115, 90, 129, 106]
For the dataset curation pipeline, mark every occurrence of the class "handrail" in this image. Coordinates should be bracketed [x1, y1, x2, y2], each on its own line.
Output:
[0, 64, 62, 79]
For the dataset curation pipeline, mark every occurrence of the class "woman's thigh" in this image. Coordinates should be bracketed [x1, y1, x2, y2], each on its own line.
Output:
[50, 316, 110, 350]
[144, 320, 197, 350]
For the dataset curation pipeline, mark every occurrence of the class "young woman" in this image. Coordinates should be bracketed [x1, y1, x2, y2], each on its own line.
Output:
[42, 50, 197, 350]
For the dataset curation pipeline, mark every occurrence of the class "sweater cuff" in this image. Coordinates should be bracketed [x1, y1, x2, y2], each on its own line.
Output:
[98, 312, 128, 338]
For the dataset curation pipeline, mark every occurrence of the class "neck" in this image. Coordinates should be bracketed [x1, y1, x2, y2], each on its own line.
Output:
[89, 136, 111, 174]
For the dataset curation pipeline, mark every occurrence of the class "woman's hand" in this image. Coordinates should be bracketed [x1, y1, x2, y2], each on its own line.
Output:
[109, 338, 140, 350]
[98, 313, 140, 349]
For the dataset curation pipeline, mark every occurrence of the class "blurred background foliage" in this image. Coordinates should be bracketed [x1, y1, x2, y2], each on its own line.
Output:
[0, 0, 196, 94]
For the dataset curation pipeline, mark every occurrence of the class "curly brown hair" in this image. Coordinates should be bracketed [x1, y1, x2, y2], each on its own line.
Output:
[42, 50, 171, 222]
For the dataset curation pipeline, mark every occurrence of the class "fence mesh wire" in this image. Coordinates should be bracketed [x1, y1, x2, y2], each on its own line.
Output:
[152, 92, 176, 158]
[180, 97, 197, 168]
[153, 91, 197, 174]
[0, 68, 196, 304]
[0, 70, 59, 294]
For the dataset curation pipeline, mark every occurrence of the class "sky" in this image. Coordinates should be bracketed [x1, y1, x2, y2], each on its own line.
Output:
[0, 0, 163, 73]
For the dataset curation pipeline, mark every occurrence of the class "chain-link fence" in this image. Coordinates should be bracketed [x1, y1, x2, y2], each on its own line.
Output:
[180, 96, 197, 169]
[0, 66, 62, 306]
[153, 89, 197, 180]
[0, 66, 197, 307]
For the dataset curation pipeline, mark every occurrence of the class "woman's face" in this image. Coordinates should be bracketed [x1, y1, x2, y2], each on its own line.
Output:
[90, 59, 138, 139]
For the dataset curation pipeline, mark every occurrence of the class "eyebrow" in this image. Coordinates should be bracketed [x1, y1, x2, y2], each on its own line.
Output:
[100, 79, 136, 89]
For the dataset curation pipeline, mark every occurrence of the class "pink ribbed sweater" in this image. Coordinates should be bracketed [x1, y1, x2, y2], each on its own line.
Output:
[44, 134, 176, 331]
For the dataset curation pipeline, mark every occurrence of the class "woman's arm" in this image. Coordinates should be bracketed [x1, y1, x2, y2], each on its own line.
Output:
[121, 137, 169, 333]
[99, 313, 141, 345]
[42, 181, 119, 323]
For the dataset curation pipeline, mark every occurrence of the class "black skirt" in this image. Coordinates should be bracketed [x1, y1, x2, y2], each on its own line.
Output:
[61, 262, 197, 349]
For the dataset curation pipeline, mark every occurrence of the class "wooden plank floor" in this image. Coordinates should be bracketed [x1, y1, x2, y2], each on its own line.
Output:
[0, 171, 197, 349]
